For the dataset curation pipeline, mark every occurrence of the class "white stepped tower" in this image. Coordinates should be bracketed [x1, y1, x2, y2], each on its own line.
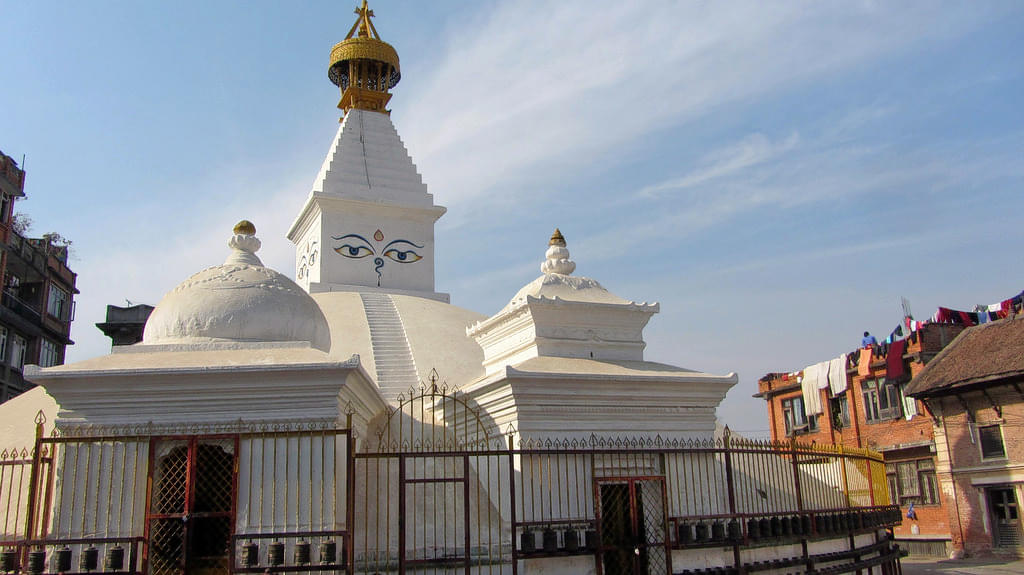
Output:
[288, 1, 448, 302]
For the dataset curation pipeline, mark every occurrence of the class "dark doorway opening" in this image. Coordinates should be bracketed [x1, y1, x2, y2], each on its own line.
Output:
[598, 478, 669, 575]
[988, 487, 1022, 548]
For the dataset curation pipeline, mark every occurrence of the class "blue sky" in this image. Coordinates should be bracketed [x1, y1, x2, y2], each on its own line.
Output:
[2, 1, 1022, 436]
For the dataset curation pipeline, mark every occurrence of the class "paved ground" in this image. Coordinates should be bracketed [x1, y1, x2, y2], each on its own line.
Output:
[901, 556, 1024, 574]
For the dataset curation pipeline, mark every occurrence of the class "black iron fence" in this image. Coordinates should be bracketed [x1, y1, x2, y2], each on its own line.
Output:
[1, 404, 901, 575]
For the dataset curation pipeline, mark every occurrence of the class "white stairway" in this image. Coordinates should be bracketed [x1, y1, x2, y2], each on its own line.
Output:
[360, 293, 421, 403]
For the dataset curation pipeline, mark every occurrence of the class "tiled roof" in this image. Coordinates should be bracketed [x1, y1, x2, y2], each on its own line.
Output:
[905, 314, 1024, 397]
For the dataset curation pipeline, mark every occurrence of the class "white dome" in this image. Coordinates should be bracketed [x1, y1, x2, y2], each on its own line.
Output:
[143, 224, 331, 350]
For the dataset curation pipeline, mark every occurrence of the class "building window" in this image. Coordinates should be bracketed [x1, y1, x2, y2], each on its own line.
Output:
[830, 394, 851, 429]
[863, 378, 902, 422]
[0, 326, 7, 363]
[39, 339, 60, 368]
[885, 458, 939, 505]
[782, 396, 817, 435]
[979, 425, 1006, 460]
[11, 335, 26, 370]
[47, 285, 70, 320]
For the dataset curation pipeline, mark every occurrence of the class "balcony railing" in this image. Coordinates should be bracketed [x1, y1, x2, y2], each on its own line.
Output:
[1, 290, 41, 323]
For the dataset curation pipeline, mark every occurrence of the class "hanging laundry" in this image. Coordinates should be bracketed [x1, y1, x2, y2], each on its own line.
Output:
[886, 339, 907, 381]
[858, 348, 872, 376]
[801, 363, 824, 416]
[904, 391, 918, 421]
[828, 354, 848, 395]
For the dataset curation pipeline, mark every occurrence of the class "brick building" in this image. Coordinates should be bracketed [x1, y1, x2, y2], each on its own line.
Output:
[0, 150, 78, 403]
[906, 314, 1024, 555]
[756, 322, 967, 557]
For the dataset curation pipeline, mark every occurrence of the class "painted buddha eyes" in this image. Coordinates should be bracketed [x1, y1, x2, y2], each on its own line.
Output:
[382, 240, 423, 263]
[332, 231, 424, 287]
[332, 234, 424, 263]
[339, 244, 374, 258]
[333, 234, 375, 259]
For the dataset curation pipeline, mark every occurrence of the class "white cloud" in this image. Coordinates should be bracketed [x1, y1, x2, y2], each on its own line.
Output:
[397, 0, 991, 213]
[635, 132, 800, 198]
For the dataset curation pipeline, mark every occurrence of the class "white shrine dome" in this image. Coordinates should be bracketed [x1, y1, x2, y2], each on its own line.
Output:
[143, 221, 331, 351]
[504, 228, 636, 310]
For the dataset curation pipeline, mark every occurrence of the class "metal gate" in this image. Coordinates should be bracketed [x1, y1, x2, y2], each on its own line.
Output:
[145, 437, 238, 575]
[399, 454, 471, 573]
[597, 477, 670, 575]
[353, 373, 512, 575]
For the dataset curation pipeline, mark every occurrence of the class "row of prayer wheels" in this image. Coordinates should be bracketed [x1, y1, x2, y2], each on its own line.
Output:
[1, 545, 124, 574]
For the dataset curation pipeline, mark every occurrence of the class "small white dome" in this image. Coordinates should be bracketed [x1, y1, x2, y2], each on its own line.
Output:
[143, 222, 331, 350]
[504, 228, 631, 310]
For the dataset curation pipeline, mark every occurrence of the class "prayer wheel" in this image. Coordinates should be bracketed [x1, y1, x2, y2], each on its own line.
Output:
[294, 540, 311, 565]
[241, 541, 259, 567]
[268, 541, 284, 566]
[27, 550, 45, 575]
[105, 545, 125, 571]
[53, 547, 72, 572]
[0, 550, 18, 573]
[319, 540, 336, 565]
[563, 528, 579, 552]
[80, 546, 99, 572]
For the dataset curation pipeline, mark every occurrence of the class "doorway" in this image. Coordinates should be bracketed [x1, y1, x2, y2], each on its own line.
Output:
[988, 486, 1022, 548]
[146, 438, 237, 575]
[598, 478, 670, 575]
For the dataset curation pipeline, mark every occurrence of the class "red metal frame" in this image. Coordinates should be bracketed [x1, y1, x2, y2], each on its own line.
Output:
[594, 476, 671, 575]
[143, 435, 238, 575]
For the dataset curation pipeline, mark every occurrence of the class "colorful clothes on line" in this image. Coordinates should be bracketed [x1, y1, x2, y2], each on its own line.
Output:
[858, 348, 872, 376]
[886, 339, 907, 381]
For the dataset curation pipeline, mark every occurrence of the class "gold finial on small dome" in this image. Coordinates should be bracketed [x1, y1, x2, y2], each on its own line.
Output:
[328, 0, 401, 115]
[233, 220, 256, 236]
[549, 228, 566, 247]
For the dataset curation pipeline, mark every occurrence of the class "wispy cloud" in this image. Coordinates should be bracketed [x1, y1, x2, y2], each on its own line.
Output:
[570, 128, 1024, 265]
[635, 132, 801, 198]
[397, 1, 994, 214]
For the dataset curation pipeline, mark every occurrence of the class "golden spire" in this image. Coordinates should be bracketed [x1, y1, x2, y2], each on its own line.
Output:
[549, 228, 566, 247]
[328, 1, 401, 116]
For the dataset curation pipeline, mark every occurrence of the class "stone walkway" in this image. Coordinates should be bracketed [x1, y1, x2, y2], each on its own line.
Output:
[901, 556, 1024, 574]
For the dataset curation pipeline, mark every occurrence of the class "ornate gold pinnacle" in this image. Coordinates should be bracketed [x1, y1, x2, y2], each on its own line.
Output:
[233, 220, 256, 236]
[549, 228, 566, 247]
[328, 0, 401, 115]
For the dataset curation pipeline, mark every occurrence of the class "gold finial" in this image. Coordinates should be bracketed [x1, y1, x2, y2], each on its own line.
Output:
[328, 1, 401, 115]
[233, 220, 256, 236]
[354, 0, 374, 38]
[549, 228, 566, 247]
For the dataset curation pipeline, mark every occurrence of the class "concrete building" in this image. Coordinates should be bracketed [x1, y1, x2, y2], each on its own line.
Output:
[0, 150, 78, 403]
[906, 314, 1024, 556]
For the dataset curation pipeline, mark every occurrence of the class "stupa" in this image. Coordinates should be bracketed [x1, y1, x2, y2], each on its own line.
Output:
[1, 4, 904, 575]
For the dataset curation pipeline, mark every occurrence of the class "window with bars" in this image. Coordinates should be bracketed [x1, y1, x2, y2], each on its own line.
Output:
[980, 425, 1007, 460]
[885, 458, 939, 505]
[863, 378, 902, 422]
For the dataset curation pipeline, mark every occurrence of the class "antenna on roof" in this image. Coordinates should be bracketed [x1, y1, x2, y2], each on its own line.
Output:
[900, 296, 913, 320]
